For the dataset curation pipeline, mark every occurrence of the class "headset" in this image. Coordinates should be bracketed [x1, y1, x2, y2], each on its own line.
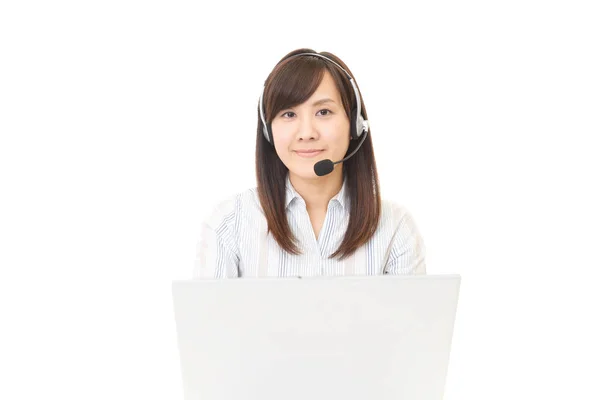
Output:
[258, 52, 370, 176]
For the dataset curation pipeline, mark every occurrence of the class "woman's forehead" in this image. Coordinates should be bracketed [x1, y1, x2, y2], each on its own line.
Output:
[306, 71, 342, 104]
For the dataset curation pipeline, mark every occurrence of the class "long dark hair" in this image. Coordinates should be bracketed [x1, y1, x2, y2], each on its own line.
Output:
[255, 48, 381, 260]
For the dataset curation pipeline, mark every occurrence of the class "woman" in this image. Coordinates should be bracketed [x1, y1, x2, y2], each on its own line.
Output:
[194, 48, 426, 278]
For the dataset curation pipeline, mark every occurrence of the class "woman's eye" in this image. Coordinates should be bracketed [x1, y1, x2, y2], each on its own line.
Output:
[280, 109, 332, 118]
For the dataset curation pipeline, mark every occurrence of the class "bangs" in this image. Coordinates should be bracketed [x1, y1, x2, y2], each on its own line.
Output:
[264, 58, 326, 120]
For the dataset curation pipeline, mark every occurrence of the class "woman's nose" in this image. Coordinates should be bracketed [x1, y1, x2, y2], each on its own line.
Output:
[296, 115, 319, 141]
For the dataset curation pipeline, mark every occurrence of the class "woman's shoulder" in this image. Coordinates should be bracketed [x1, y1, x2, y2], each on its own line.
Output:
[203, 186, 262, 228]
[381, 197, 413, 221]
[378, 197, 422, 233]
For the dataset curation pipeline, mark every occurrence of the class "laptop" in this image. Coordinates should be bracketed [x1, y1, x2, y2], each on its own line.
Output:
[172, 274, 461, 400]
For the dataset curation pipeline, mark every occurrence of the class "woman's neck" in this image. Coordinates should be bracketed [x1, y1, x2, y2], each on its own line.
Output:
[289, 169, 344, 211]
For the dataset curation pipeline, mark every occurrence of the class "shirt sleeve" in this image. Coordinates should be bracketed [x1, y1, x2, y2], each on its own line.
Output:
[384, 205, 427, 275]
[193, 197, 240, 279]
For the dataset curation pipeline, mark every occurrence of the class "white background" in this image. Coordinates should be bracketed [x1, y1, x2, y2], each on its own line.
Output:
[1, 1, 599, 399]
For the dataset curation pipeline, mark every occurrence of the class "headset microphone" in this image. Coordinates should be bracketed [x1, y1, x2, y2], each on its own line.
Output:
[313, 128, 369, 176]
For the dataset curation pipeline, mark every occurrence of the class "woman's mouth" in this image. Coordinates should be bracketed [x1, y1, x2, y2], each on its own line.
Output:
[294, 150, 324, 158]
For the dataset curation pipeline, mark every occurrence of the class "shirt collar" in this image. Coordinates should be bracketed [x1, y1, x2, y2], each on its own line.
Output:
[285, 173, 348, 212]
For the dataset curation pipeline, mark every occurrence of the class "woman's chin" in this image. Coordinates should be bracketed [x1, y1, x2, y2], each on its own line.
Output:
[289, 166, 322, 180]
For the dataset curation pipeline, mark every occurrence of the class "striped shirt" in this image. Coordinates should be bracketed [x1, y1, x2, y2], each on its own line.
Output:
[193, 174, 426, 278]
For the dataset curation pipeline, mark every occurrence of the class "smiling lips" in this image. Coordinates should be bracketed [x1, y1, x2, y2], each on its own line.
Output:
[294, 149, 324, 158]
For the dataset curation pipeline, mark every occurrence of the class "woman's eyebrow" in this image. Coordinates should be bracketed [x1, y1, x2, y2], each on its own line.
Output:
[282, 98, 336, 111]
[311, 98, 336, 106]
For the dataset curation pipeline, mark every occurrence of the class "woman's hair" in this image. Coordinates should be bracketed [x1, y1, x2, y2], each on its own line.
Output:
[255, 48, 381, 260]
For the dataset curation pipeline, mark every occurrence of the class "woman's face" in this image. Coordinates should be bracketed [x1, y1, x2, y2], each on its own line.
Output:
[270, 70, 351, 180]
